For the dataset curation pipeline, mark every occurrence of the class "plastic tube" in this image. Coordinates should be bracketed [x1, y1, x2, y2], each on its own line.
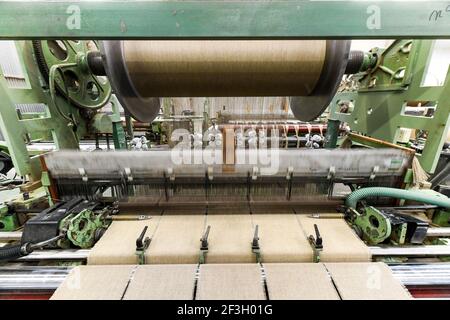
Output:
[346, 187, 450, 209]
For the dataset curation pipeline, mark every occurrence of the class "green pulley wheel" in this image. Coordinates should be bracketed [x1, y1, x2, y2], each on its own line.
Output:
[32, 40, 111, 110]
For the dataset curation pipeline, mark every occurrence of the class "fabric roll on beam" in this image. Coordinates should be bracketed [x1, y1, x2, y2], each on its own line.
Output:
[123, 40, 326, 97]
[101, 40, 350, 122]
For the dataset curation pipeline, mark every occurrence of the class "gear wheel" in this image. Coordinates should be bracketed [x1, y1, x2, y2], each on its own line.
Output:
[32, 40, 111, 110]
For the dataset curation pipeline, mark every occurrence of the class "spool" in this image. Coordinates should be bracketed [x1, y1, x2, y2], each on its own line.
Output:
[100, 40, 350, 122]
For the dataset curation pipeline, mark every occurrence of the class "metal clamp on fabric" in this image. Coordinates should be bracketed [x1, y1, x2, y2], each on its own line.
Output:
[135, 226, 151, 264]
[199, 225, 211, 264]
[308, 223, 323, 262]
[252, 225, 261, 263]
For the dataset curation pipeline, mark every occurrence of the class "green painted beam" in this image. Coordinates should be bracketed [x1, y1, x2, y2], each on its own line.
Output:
[1, 1, 450, 39]
[0, 79, 30, 177]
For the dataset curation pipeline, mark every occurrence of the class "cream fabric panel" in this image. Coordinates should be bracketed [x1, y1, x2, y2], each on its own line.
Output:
[123, 265, 197, 300]
[325, 262, 412, 300]
[51, 265, 133, 300]
[297, 216, 371, 262]
[88, 219, 159, 265]
[205, 214, 255, 263]
[264, 263, 339, 300]
[251, 214, 312, 262]
[146, 214, 206, 264]
[196, 264, 265, 300]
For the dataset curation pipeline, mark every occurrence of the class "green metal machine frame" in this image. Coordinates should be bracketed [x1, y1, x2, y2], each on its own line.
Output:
[1, 1, 450, 39]
[329, 40, 450, 173]
[0, 41, 86, 180]
[0, 0, 449, 253]
[0, 41, 123, 181]
[1, 1, 450, 179]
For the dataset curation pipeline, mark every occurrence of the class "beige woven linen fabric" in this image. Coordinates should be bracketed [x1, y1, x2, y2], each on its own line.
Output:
[264, 263, 340, 300]
[251, 214, 312, 262]
[146, 214, 206, 264]
[88, 219, 159, 265]
[123, 265, 197, 300]
[205, 214, 255, 263]
[196, 264, 265, 300]
[297, 216, 371, 262]
[51, 265, 133, 300]
[325, 262, 412, 300]
[51, 263, 411, 300]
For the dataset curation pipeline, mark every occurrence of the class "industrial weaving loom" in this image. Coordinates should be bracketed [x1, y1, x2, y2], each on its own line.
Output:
[0, 0, 450, 300]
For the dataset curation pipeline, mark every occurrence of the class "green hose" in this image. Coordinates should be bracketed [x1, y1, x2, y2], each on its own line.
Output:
[346, 187, 450, 209]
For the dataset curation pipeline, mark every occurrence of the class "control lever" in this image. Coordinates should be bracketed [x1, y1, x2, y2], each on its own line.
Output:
[252, 225, 261, 263]
[199, 225, 211, 264]
[308, 224, 323, 262]
[135, 226, 151, 264]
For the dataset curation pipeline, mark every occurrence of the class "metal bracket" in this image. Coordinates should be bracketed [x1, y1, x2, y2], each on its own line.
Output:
[78, 168, 88, 182]
[327, 166, 336, 180]
[370, 166, 379, 180]
[327, 166, 336, 197]
[167, 167, 175, 181]
[286, 166, 294, 180]
[252, 224, 261, 263]
[135, 226, 151, 264]
[207, 166, 214, 181]
[252, 166, 259, 180]
[124, 167, 133, 182]
[308, 223, 323, 263]
[199, 225, 211, 264]
[286, 166, 294, 200]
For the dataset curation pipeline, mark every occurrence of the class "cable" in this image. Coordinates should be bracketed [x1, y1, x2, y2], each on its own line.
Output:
[0, 234, 65, 262]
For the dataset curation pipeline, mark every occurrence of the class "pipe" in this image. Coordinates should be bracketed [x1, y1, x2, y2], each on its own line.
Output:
[0, 244, 30, 262]
[0, 231, 22, 241]
[324, 119, 340, 149]
[344, 50, 377, 74]
[426, 227, 450, 237]
[0, 266, 71, 291]
[346, 187, 450, 209]
[370, 245, 450, 257]
[0, 234, 64, 262]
